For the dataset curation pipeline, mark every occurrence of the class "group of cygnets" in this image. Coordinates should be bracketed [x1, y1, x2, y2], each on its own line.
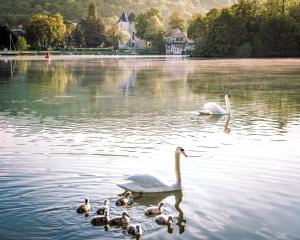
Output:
[77, 191, 173, 238]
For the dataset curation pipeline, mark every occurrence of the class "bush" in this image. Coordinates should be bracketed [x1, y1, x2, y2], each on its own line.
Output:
[16, 36, 28, 50]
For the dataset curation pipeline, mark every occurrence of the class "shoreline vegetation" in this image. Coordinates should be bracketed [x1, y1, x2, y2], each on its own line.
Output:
[0, 0, 300, 57]
[1, 51, 300, 59]
[0, 49, 143, 56]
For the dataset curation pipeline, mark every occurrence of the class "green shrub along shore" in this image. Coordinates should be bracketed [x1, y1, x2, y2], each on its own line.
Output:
[1, 0, 300, 57]
[0, 49, 151, 56]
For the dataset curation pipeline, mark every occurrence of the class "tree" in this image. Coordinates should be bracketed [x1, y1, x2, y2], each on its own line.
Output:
[64, 21, 76, 48]
[16, 36, 28, 50]
[106, 19, 129, 52]
[135, 8, 165, 53]
[73, 1, 106, 48]
[0, 0, 230, 27]
[190, 0, 300, 57]
[0, 24, 17, 49]
[187, 14, 207, 40]
[144, 16, 165, 53]
[168, 11, 186, 32]
[88, 1, 97, 19]
[26, 14, 66, 49]
[256, 15, 299, 56]
[144, 16, 164, 41]
[49, 14, 66, 48]
[27, 14, 51, 49]
[135, 8, 163, 40]
[79, 17, 106, 47]
[72, 25, 84, 47]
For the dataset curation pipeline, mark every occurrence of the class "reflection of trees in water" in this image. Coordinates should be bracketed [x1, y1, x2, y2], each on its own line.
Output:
[1, 59, 299, 128]
[29, 61, 75, 93]
[134, 59, 194, 104]
[0, 59, 28, 82]
[186, 67, 300, 130]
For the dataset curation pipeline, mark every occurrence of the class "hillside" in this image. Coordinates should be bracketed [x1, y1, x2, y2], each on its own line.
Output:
[0, 0, 232, 26]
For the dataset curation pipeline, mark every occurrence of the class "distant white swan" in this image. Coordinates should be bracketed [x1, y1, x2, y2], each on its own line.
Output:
[117, 147, 187, 193]
[199, 94, 231, 115]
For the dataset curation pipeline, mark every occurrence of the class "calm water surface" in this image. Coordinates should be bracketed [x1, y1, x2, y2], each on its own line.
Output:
[0, 57, 300, 240]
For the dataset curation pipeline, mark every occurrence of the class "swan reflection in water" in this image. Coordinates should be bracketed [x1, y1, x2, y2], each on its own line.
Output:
[193, 114, 231, 134]
[133, 190, 186, 235]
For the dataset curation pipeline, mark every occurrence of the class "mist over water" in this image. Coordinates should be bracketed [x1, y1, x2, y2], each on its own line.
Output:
[0, 57, 300, 240]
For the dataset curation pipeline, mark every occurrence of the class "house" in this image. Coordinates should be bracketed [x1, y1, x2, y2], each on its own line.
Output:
[165, 28, 194, 55]
[118, 11, 146, 49]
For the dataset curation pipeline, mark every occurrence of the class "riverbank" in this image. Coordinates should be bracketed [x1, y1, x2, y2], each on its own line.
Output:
[0, 48, 161, 57]
[0, 54, 190, 61]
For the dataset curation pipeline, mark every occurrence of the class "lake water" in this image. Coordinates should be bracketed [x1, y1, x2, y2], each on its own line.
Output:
[0, 57, 300, 240]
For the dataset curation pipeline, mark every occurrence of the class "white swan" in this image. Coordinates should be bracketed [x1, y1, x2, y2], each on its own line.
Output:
[199, 94, 231, 115]
[117, 147, 187, 193]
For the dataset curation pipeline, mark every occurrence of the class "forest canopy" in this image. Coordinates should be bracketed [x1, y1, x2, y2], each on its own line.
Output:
[0, 0, 232, 26]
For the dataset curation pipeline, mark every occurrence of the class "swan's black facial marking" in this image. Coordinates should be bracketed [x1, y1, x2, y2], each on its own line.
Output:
[180, 148, 185, 152]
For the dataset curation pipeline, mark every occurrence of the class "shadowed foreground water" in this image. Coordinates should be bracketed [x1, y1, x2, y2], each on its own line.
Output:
[0, 57, 300, 240]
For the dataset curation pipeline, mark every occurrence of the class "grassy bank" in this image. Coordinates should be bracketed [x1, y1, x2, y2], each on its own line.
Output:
[0, 48, 155, 56]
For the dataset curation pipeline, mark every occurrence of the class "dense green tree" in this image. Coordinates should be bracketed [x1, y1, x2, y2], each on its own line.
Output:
[73, 1, 106, 48]
[26, 14, 66, 49]
[144, 15, 165, 53]
[135, 8, 165, 53]
[79, 17, 106, 47]
[135, 8, 163, 40]
[16, 36, 28, 50]
[88, 1, 97, 19]
[190, 0, 300, 57]
[0, 0, 233, 26]
[168, 11, 186, 32]
[106, 18, 129, 52]
[49, 14, 66, 48]
[64, 21, 76, 48]
[144, 16, 164, 41]
[26, 14, 51, 49]
[187, 14, 207, 40]
[256, 15, 299, 56]
[0, 24, 17, 49]
[72, 25, 84, 47]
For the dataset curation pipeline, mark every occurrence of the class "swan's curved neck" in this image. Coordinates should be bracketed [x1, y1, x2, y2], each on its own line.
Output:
[175, 152, 181, 188]
[225, 96, 231, 114]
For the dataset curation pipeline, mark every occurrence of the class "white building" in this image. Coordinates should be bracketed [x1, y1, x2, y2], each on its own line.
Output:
[165, 28, 194, 55]
[118, 11, 146, 49]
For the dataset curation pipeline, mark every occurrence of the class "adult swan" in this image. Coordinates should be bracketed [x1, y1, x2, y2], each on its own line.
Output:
[117, 147, 187, 193]
[199, 94, 231, 115]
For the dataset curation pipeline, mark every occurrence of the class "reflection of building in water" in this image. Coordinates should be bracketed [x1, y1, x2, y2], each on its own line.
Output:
[120, 63, 136, 95]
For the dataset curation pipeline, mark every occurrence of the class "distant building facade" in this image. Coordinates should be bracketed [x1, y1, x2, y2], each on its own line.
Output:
[118, 11, 146, 49]
[165, 28, 194, 55]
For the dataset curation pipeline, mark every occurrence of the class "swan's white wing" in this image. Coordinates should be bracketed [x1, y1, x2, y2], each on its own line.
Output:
[117, 182, 146, 192]
[117, 182, 179, 193]
[127, 174, 168, 188]
[202, 102, 226, 115]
